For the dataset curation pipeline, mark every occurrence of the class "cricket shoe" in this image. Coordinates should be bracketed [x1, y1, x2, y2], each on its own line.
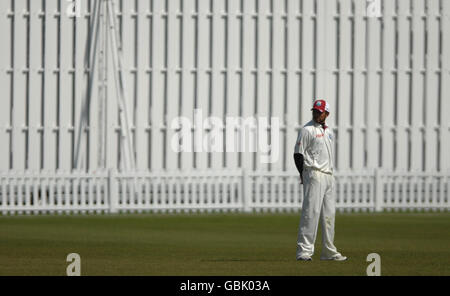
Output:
[320, 254, 348, 261]
[296, 256, 313, 261]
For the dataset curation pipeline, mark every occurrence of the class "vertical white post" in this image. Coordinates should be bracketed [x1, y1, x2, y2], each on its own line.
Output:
[447, 174, 450, 210]
[43, 0, 58, 171]
[301, 0, 314, 125]
[180, 0, 195, 171]
[1, 175, 5, 213]
[286, 0, 301, 174]
[85, 1, 100, 172]
[337, 0, 352, 171]
[225, 0, 240, 170]
[12, 0, 28, 171]
[121, 0, 136, 171]
[210, 0, 224, 170]
[242, 169, 252, 213]
[424, 0, 440, 172]
[255, 0, 270, 172]
[411, 0, 426, 172]
[108, 169, 118, 213]
[97, 0, 108, 170]
[0, 0, 11, 171]
[396, 0, 411, 171]
[28, 0, 43, 172]
[441, 1, 450, 172]
[165, 0, 180, 171]
[106, 0, 136, 171]
[241, 0, 256, 171]
[381, 0, 396, 171]
[150, 0, 165, 171]
[352, 0, 366, 171]
[135, 0, 151, 171]
[366, 2, 382, 170]
[315, 0, 329, 100]
[375, 169, 383, 212]
[271, 0, 286, 171]
[59, 0, 74, 172]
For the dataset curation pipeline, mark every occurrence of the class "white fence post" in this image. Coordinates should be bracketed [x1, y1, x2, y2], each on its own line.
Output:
[442, 170, 450, 211]
[242, 169, 252, 213]
[108, 169, 118, 214]
[375, 169, 383, 212]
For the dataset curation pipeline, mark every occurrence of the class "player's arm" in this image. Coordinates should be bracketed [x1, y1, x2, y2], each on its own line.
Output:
[293, 153, 304, 183]
[293, 128, 310, 184]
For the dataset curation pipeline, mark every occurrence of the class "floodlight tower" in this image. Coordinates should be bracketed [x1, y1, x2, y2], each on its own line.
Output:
[74, 0, 135, 172]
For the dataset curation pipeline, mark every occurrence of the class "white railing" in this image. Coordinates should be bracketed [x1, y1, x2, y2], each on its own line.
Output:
[0, 170, 448, 215]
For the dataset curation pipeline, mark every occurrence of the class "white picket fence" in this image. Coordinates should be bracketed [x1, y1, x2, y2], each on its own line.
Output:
[0, 170, 448, 215]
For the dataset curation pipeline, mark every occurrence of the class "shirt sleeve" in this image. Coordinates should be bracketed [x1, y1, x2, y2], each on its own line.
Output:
[294, 128, 311, 154]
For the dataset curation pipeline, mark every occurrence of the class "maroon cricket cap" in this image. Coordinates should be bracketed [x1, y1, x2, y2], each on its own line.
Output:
[311, 99, 330, 113]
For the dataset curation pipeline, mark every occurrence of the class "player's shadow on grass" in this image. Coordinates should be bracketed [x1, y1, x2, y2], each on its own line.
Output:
[201, 258, 291, 262]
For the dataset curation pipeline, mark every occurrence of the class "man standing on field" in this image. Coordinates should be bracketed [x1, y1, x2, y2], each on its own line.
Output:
[293, 99, 347, 261]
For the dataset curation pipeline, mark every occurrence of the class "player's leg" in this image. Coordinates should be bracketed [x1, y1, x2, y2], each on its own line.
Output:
[319, 174, 344, 260]
[296, 169, 324, 260]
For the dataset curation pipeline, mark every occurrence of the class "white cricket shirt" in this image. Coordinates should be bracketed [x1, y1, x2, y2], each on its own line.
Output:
[294, 120, 334, 174]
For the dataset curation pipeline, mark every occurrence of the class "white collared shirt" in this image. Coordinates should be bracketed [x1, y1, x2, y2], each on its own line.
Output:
[294, 120, 334, 174]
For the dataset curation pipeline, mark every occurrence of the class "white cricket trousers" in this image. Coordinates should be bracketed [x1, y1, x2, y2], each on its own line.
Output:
[296, 169, 341, 259]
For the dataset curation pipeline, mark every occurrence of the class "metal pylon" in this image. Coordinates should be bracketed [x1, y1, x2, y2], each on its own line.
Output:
[74, 0, 135, 172]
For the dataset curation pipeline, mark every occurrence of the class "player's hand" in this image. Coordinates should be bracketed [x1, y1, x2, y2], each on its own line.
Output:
[300, 174, 304, 184]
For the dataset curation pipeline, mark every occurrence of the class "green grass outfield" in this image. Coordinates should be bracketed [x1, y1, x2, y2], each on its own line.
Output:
[0, 212, 449, 276]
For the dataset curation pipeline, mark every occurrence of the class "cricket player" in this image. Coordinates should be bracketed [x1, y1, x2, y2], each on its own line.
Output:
[293, 99, 347, 261]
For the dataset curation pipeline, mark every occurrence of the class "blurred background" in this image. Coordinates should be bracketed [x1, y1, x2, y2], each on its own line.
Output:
[0, 0, 449, 214]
